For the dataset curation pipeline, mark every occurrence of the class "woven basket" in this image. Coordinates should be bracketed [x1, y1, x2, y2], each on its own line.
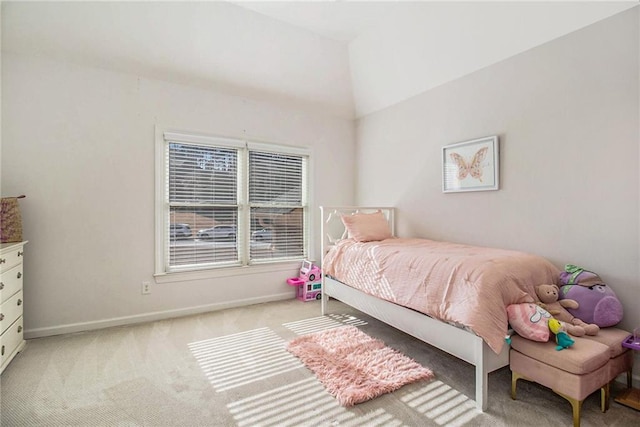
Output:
[1, 196, 25, 243]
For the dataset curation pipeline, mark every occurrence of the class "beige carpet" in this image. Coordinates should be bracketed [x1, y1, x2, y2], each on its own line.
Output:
[1, 298, 639, 426]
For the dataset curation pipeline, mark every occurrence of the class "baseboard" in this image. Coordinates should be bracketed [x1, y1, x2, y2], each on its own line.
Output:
[614, 370, 640, 389]
[614, 358, 640, 389]
[24, 293, 293, 339]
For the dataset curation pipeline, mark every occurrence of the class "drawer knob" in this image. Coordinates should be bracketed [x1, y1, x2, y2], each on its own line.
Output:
[17, 272, 22, 279]
[17, 326, 22, 333]
[0, 282, 4, 290]
[0, 313, 4, 321]
[17, 251, 23, 257]
[0, 258, 5, 264]
[1, 345, 4, 356]
[17, 299, 22, 306]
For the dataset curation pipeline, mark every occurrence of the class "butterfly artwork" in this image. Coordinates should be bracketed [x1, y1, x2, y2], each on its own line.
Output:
[442, 136, 498, 192]
[449, 146, 488, 182]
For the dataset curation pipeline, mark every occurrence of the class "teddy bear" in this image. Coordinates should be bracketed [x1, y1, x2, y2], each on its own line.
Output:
[535, 284, 600, 336]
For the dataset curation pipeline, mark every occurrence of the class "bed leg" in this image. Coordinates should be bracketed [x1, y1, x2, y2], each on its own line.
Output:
[476, 365, 488, 412]
[475, 341, 489, 412]
[321, 286, 328, 315]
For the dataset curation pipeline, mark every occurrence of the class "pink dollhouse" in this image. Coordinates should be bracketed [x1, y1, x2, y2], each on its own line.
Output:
[287, 260, 322, 302]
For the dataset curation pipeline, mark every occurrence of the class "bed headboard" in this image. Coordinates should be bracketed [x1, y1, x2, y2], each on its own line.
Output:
[319, 206, 395, 259]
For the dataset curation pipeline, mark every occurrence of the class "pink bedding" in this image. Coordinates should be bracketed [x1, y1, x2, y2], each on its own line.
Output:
[323, 238, 560, 354]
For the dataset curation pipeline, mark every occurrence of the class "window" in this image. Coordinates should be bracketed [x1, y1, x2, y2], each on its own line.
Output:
[156, 131, 310, 275]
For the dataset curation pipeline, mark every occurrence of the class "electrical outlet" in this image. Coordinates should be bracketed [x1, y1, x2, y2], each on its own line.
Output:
[141, 281, 151, 295]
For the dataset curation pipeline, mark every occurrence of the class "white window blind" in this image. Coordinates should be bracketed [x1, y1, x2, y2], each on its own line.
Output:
[161, 132, 309, 273]
[249, 151, 306, 261]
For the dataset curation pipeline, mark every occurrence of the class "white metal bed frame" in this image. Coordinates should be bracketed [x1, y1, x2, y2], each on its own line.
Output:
[319, 206, 509, 412]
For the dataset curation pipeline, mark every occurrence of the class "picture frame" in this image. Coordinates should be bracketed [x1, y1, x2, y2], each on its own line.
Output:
[442, 135, 499, 193]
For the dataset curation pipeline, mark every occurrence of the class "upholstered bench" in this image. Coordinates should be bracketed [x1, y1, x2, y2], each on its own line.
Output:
[582, 328, 634, 391]
[510, 328, 633, 427]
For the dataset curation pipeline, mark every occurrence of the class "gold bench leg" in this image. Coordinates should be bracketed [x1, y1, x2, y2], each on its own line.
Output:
[556, 391, 583, 427]
[570, 398, 583, 427]
[512, 370, 608, 427]
[601, 382, 610, 412]
[511, 371, 527, 400]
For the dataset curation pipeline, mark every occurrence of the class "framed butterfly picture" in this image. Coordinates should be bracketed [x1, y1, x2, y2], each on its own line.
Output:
[442, 135, 499, 193]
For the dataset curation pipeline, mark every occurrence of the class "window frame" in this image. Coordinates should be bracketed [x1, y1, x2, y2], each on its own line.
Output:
[154, 127, 313, 282]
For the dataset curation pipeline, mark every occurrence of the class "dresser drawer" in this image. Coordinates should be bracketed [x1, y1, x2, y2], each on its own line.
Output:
[0, 314, 23, 370]
[0, 241, 26, 374]
[0, 264, 23, 304]
[0, 244, 25, 273]
[0, 290, 23, 335]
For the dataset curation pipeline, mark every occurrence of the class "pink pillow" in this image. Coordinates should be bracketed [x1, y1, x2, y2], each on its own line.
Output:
[507, 303, 551, 342]
[341, 211, 392, 242]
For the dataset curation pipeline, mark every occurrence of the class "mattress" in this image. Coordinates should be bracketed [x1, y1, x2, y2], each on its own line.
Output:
[323, 237, 560, 354]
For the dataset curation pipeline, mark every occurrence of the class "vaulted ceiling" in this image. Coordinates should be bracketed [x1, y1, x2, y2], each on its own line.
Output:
[2, 1, 636, 119]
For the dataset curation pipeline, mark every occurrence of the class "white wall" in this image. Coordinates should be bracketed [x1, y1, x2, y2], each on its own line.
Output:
[1, 53, 355, 336]
[1, 1, 356, 337]
[6, 2, 634, 121]
[349, 2, 636, 117]
[1, 1, 354, 119]
[356, 9, 640, 333]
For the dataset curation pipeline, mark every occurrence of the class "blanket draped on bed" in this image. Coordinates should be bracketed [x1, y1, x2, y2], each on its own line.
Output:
[323, 238, 560, 354]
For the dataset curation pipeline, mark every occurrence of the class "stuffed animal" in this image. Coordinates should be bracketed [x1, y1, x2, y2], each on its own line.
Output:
[559, 283, 623, 327]
[535, 284, 599, 336]
[559, 264, 603, 287]
[548, 318, 575, 351]
[558, 264, 623, 327]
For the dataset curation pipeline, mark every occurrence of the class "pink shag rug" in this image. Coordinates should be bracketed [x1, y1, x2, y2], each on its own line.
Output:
[286, 325, 434, 406]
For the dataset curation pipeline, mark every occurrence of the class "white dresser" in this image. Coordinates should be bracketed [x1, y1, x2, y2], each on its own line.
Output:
[0, 241, 27, 374]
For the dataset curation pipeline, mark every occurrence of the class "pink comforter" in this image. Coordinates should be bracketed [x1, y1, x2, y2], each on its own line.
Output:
[323, 238, 560, 354]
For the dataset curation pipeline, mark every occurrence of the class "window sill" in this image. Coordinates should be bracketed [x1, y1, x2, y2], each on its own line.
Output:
[153, 261, 302, 284]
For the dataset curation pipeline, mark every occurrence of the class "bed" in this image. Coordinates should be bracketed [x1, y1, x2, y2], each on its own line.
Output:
[319, 206, 560, 411]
